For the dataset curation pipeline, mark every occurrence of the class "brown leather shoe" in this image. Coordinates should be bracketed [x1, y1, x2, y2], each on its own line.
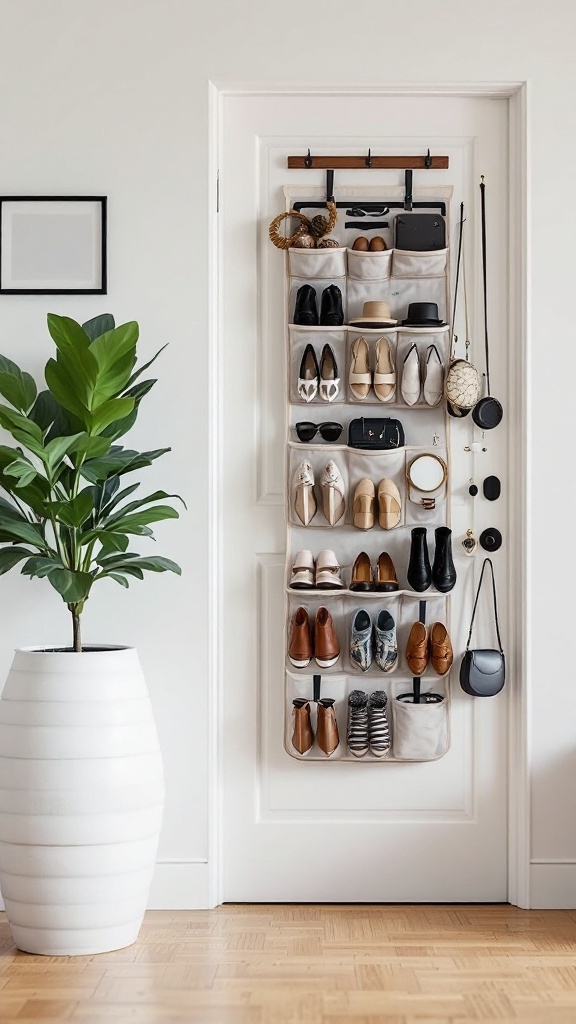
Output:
[406, 621, 428, 676]
[314, 607, 340, 668]
[288, 607, 312, 668]
[429, 622, 453, 676]
[375, 552, 399, 592]
[350, 551, 374, 591]
[316, 698, 340, 756]
[292, 699, 313, 754]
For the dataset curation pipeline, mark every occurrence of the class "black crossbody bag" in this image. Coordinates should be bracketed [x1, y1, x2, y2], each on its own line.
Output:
[348, 417, 405, 450]
[459, 557, 506, 697]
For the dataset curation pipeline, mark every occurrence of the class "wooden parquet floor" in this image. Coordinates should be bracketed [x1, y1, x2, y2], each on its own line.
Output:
[0, 905, 575, 1023]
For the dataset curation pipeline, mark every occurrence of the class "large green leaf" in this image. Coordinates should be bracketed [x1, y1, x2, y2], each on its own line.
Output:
[47, 568, 94, 603]
[105, 505, 179, 534]
[108, 572, 130, 588]
[0, 545, 34, 575]
[126, 344, 168, 388]
[98, 482, 140, 518]
[4, 457, 38, 488]
[80, 447, 170, 484]
[43, 433, 85, 474]
[88, 396, 135, 435]
[105, 490, 185, 524]
[97, 554, 181, 575]
[96, 532, 130, 556]
[0, 355, 37, 412]
[66, 433, 112, 462]
[89, 322, 138, 404]
[21, 555, 65, 579]
[45, 357, 91, 424]
[0, 405, 44, 445]
[46, 491, 94, 529]
[82, 314, 115, 342]
[29, 389, 83, 441]
[0, 447, 50, 512]
[0, 518, 47, 548]
[46, 315, 98, 409]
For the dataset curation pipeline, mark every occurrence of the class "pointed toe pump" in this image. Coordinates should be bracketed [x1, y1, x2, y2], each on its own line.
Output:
[321, 460, 345, 526]
[298, 344, 320, 403]
[319, 344, 340, 402]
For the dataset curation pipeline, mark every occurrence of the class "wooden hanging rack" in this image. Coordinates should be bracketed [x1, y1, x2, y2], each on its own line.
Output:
[287, 148, 449, 170]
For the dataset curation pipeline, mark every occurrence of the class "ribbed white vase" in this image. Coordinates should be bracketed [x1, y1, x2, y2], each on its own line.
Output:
[0, 646, 164, 955]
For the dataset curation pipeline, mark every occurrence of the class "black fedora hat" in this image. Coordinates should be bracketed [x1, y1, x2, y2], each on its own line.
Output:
[401, 302, 447, 327]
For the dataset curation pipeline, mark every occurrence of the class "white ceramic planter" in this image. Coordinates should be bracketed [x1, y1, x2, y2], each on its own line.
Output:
[0, 646, 164, 955]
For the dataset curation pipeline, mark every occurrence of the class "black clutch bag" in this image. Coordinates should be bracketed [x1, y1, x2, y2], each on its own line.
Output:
[348, 417, 405, 450]
[459, 558, 506, 697]
[395, 213, 446, 251]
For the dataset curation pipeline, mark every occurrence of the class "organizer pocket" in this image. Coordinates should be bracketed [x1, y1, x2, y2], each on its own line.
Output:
[288, 247, 347, 281]
[392, 680, 449, 760]
[346, 247, 393, 282]
[346, 278, 392, 323]
[347, 447, 406, 530]
[285, 670, 348, 760]
[347, 594, 401, 675]
[405, 446, 448, 525]
[288, 447, 349, 529]
[288, 327, 347, 406]
[392, 248, 448, 279]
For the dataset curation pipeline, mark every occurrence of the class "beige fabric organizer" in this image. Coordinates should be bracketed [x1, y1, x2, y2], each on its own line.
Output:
[283, 185, 455, 762]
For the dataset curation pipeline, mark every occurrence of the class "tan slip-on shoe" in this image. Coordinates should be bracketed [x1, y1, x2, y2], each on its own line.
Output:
[429, 622, 454, 676]
[314, 607, 340, 668]
[377, 478, 402, 529]
[321, 460, 345, 526]
[375, 552, 399, 592]
[352, 477, 375, 529]
[293, 459, 317, 526]
[406, 621, 429, 676]
[316, 699, 340, 755]
[350, 551, 374, 592]
[349, 336, 371, 400]
[287, 607, 312, 668]
[292, 699, 314, 754]
[374, 337, 396, 403]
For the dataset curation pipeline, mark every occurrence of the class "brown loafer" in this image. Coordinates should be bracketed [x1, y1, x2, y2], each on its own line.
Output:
[429, 622, 453, 675]
[292, 699, 313, 754]
[316, 698, 340, 756]
[375, 552, 399, 592]
[406, 621, 429, 676]
[350, 551, 374, 592]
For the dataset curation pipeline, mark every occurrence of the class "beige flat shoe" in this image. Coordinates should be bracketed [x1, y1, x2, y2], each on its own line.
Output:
[349, 337, 371, 400]
[352, 478, 375, 529]
[377, 478, 401, 530]
[374, 337, 396, 403]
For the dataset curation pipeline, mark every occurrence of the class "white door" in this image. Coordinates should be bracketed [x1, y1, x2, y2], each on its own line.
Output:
[218, 92, 512, 901]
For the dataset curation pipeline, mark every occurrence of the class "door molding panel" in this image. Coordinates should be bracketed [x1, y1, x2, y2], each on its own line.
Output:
[209, 81, 529, 908]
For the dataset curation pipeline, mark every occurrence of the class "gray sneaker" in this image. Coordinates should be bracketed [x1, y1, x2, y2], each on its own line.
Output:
[350, 609, 372, 671]
[368, 690, 391, 757]
[374, 609, 397, 672]
[347, 689, 369, 757]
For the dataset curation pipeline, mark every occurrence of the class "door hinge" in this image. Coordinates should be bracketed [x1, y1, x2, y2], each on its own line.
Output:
[216, 170, 220, 213]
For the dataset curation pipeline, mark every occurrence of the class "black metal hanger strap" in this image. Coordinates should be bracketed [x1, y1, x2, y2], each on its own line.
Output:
[465, 557, 503, 653]
[451, 201, 465, 343]
[480, 177, 491, 396]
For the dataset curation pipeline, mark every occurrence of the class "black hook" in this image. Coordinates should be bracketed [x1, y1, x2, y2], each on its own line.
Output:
[365, 148, 372, 168]
[326, 169, 334, 203]
[425, 148, 432, 168]
[404, 168, 413, 211]
[305, 148, 312, 168]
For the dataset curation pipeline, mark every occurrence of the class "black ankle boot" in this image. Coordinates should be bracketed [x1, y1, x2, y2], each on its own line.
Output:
[407, 527, 431, 592]
[432, 526, 456, 593]
[294, 285, 318, 326]
[319, 285, 344, 326]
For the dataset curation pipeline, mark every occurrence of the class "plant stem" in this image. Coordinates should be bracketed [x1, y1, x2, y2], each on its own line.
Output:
[71, 606, 82, 652]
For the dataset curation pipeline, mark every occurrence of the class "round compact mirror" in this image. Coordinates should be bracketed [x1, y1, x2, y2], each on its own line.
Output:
[408, 454, 447, 493]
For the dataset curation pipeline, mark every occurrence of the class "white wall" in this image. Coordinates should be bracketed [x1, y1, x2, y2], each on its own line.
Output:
[0, 0, 574, 908]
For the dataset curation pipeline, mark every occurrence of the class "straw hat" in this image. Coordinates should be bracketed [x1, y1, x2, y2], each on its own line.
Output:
[348, 301, 397, 328]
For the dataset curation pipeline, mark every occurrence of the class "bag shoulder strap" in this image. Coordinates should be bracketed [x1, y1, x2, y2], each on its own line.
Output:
[465, 557, 503, 653]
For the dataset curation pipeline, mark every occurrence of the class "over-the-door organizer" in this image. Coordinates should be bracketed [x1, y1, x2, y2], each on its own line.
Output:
[284, 200, 454, 761]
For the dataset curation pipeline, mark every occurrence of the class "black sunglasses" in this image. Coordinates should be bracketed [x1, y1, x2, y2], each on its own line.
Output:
[295, 421, 343, 443]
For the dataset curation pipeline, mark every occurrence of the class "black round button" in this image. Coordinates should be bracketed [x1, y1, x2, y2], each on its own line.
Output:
[483, 475, 501, 501]
[479, 527, 502, 552]
[469, 483, 479, 496]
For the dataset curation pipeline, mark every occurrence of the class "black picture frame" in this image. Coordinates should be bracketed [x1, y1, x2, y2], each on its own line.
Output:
[0, 196, 107, 295]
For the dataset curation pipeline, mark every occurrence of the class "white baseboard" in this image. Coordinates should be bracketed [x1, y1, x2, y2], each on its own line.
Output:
[147, 859, 212, 909]
[529, 862, 576, 909]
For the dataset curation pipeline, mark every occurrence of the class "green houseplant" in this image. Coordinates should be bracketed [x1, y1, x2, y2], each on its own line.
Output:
[0, 313, 181, 955]
[0, 312, 181, 648]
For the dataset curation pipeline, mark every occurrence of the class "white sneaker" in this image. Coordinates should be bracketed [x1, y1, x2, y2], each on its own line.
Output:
[401, 343, 421, 406]
[423, 344, 444, 406]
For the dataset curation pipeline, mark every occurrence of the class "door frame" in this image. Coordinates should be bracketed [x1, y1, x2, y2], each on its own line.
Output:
[207, 80, 530, 909]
